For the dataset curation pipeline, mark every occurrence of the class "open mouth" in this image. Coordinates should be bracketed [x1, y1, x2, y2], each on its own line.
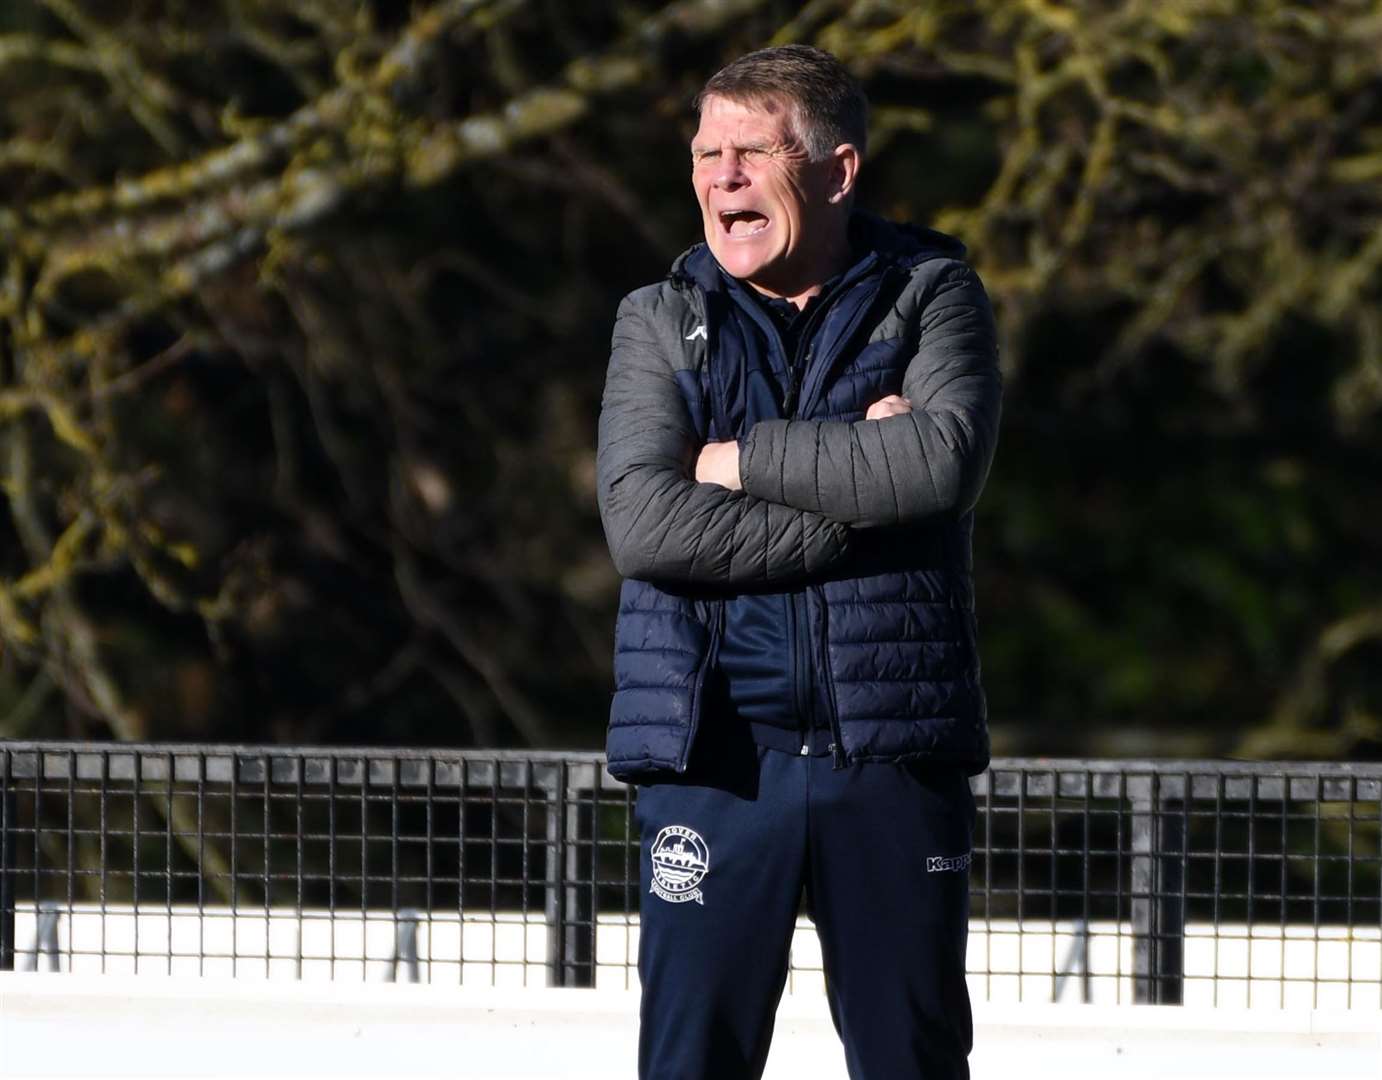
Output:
[718, 209, 769, 237]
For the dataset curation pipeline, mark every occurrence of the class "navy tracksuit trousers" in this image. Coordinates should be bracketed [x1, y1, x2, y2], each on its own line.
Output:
[635, 735, 976, 1080]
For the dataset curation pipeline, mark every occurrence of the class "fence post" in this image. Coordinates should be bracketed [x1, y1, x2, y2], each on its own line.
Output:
[542, 762, 596, 988]
[1131, 774, 1185, 1004]
[561, 778, 595, 987]
[1155, 793, 1185, 1004]
[1130, 776, 1153, 1002]
[1, 782, 14, 971]
[389, 908, 420, 984]
[544, 763, 567, 987]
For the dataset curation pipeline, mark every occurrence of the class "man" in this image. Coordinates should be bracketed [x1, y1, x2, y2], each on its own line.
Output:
[596, 44, 1001, 1080]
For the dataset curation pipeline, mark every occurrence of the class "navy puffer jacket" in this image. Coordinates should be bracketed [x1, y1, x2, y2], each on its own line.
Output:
[597, 214, 1002, 780]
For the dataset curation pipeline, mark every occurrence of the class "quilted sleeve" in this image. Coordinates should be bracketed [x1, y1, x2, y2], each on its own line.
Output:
[597, 291, 851, 586]
[737, 261, 1002, 528]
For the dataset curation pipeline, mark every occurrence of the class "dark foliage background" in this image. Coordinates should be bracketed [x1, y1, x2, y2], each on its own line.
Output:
[0, 0, 1378, 760]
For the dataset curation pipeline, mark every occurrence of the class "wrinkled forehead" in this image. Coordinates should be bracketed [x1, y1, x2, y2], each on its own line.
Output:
[692, 92, 803, 145]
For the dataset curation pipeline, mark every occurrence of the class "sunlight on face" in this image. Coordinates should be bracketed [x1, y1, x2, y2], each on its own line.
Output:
[691, 95, 848, 300]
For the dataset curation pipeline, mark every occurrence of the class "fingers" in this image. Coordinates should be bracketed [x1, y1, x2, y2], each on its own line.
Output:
[693, 443, 716, 484]
[865, 394, 912, 420]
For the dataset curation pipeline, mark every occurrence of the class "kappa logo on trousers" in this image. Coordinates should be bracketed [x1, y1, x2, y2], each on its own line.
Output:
[650, 824, 710, 904]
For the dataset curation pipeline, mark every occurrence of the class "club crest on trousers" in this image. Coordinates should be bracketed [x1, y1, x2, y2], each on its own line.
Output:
[650, 824, 709, 904]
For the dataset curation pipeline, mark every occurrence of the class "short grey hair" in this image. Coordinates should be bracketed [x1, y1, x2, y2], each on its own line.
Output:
[694, 44, 869, 162]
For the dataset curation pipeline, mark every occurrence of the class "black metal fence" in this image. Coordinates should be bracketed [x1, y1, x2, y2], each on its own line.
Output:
[1, 742, 1379, 1008]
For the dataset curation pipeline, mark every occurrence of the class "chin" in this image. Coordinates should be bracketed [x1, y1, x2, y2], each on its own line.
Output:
[710, 243, 775, 283]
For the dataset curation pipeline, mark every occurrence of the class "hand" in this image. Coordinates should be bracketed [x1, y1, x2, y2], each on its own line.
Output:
[865, 394, 912, 420]
[695, 440, 742, 490]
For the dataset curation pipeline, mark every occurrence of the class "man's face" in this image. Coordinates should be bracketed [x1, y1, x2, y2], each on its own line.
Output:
[691, 94, 842, 297]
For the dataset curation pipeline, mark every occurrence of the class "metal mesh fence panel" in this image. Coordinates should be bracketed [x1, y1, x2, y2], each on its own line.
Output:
[2, 743, 1378, 1007]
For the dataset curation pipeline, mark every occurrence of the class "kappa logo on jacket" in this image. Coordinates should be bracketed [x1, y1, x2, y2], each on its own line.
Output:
[684, 324, 707, 341]
[926, 852, 972, 874]
[650, 824, 710, 904]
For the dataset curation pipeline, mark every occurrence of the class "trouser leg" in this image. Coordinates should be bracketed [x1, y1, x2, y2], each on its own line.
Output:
[636, 747, 807, 1080]
[806, 758, 976, 1080]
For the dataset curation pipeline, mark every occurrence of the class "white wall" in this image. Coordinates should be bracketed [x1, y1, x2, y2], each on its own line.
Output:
[10, 903, 1381, 1009]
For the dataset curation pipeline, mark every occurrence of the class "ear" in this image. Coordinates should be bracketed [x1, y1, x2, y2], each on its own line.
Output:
[826, 143, 861, 204]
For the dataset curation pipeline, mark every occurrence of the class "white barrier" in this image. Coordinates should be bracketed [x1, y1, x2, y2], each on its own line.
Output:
[12, 904, 551, 985]
[11, 903, 1381, 1009]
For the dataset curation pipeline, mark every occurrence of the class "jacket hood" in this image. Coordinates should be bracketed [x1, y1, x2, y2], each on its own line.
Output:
[668, 210, 967, 283]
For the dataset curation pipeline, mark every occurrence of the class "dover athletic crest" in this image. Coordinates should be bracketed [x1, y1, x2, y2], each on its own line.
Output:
[650, 824, 709, 905]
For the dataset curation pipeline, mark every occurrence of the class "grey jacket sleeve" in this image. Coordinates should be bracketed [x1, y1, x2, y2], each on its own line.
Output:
[738, 262, 1002, 528]
[597, 292, 850, 586]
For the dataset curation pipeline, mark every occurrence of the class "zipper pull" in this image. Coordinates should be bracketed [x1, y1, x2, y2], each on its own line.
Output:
[783, 378, 800, 418]
[784, 347, 812, 418]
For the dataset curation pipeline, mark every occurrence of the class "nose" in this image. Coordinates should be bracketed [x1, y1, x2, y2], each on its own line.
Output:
[712, 148, 747, 191]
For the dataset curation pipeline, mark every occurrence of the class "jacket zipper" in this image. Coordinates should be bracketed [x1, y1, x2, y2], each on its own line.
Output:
[772, 284, 853, 755]
[788, 592, 811, 752]
[781, 303, 832, 755]
[779, 272, 884, 757]
[816, 586, 848, 769]
[677, 602, 724, 774]
[782, 290, 831, 418]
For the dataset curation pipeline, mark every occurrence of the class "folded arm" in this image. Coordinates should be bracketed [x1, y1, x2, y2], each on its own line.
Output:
[597, 295, 850, 586]
[738, 262, 1002, 528]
